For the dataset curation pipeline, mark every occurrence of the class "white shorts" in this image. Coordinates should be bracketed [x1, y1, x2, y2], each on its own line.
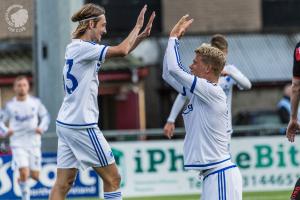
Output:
[11, 147, 41, 171]
[56, 126, 115, 170]
[202, 165, 242, 200]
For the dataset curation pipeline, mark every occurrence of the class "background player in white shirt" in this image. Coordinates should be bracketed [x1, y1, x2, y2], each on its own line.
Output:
[162, 15, 242, 200]
[49, 4, 155, 200]
[0, 76, 50, 200]
[164, 34, 251, 139]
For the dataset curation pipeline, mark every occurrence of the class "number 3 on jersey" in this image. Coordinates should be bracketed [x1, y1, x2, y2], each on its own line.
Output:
[63, 59, 78, 94]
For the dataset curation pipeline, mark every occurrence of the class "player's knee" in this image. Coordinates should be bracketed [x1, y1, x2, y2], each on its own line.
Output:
[19, 169, 30, 181]
[31, 173, 39, 181]
[54, 178, 75, 194]
[113, 174, 121, 187]
[19, 174, 28, 182]
[104, 174, 121, 190]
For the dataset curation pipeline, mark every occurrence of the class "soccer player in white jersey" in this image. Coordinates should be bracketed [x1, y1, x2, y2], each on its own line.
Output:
[162, 15, 242, 200]
[49, 3, 155, 200]
[164, 34, 251, 139]
[0, 76, 50, 200]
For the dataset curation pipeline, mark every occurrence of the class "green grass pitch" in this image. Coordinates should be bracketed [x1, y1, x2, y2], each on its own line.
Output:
[71, 190, 290, 200]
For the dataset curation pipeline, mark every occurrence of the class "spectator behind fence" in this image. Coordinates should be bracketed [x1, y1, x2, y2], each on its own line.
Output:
[277, 84, 300, 123]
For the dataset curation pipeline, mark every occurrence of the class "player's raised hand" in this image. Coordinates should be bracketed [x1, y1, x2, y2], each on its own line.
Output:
[170, 14, 194, 39]
[138, 11, 156, 40]
[164, 122, 175, 139]
[135, 5, 148, 29]
[286, 119, 300, 142]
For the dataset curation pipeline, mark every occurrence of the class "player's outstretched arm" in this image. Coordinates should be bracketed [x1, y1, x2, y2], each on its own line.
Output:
[164, 15, 197, 94]
[129, 11, 155, 53]
[106, 5, 155, 58]
[162, 50, 186, 94]
[287, 43, 300, 142]
[166, 16, 223, 103]
[286, 78, 300, 142]
[225, 65, 251, 90]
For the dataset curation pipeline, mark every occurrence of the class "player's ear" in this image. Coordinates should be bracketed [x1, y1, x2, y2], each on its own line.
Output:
[205, 65, 211, 74]
[88, 20, 94, 29]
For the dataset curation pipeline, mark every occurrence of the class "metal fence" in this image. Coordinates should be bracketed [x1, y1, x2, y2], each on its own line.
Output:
[0, 124, 288, 153]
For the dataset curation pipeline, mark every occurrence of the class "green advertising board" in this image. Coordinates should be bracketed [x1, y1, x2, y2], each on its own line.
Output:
[111, 136, 299, 197]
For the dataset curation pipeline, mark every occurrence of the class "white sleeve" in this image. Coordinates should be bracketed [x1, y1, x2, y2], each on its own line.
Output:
[162, 43, 190, 97]
[80, 42, 109, 63]
[227, 65, 252, 90]
[166, 37, 220, 103]
[37, 101, 50, 133]
[0, 106, 10, 136]
[167, 93, 188, 123]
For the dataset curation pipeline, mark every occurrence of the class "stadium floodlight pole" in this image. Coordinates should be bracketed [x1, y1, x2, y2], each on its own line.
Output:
[35, 0, 83, 133]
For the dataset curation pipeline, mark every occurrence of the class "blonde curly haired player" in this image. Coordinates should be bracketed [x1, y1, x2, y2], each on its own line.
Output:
[162, 15, 243, 200]
[163, 34, 251, 141]
[49, 3, 155, 200]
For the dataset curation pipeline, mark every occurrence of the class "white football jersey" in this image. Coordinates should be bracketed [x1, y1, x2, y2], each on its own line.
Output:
[0, 96, 50, 147]
[219, 65, 236, 133]
[56, 39, 109, 129]
[219, 64, 251, 133]
[182, 79, 231, 170]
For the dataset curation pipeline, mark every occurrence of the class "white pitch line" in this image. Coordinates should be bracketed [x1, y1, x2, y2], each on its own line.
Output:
[243, 194, 288, 200]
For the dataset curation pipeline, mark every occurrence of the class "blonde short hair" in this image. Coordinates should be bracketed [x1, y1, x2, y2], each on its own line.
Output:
[194, 46, 226, 76]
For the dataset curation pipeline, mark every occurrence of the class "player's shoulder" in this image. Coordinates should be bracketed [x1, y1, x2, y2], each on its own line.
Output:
[3, 97, 18, 110]
[76, 40, 106, 54]
[294, 42, 300, 58]
[67, 39, 96, 50]
[5, 98, 15, 107]
[203, 79, 224, 93]
[76, 39, 102, 47]
[224, 63, 237, 70]
[28, 95, 42, 104]
[293, 41, 300, 70]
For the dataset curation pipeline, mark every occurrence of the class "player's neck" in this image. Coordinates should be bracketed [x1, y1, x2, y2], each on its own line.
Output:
[79, 34, 92, 42]
[16, 95, 28, 101]
[205, 74, 219, 84]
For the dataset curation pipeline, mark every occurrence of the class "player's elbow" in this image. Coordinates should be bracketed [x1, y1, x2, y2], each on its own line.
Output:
[162, 71, 167, 81]
[245, 81, 252, 90]
[119, 48, 130, 57]
[162, 65, 169, 81]
[108, 45, 130, 58]
[169, 66, 178, 77]
[117, 44, 131, 57]
[292, 80, 300, 94]
[239, 79, 252, 90]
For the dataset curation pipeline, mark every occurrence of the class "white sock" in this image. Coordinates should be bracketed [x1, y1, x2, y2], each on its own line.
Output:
[104, 190, 122, 200]
[19, 180, 30, 200]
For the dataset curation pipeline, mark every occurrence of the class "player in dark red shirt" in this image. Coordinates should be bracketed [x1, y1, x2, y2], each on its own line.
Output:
[287, 41, 300, 200]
